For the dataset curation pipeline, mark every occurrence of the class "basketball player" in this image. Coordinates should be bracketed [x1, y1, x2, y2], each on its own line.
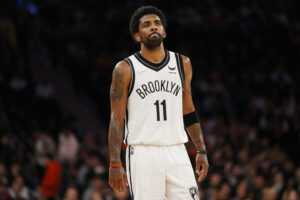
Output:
[108, 6, 209, 200]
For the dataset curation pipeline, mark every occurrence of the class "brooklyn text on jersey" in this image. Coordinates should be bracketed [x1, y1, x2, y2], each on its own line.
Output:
[135, 80, 181, 99]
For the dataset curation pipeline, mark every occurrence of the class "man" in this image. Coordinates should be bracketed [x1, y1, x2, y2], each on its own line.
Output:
[40, 154, 62, 200]
[108, 5, 209, 200]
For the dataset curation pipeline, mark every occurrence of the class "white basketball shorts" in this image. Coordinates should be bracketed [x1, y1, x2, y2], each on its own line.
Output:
[125, 144, 200, 200]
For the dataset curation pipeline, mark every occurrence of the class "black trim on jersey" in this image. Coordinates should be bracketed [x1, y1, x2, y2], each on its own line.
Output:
[124, 58, 135, 97]
[128, 145, 134, 199]
[134, 50, 170, 72]
[124, 109, 129, 144]
[175, 53, 185, 87]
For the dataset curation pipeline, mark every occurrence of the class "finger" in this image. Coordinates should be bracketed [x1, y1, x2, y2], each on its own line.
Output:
[197, 165, 208, 182]
[109, 178, 113, 188]
[118, 179, 125, 192]
[123, 173, 128, 186]
[120, 184, 125, 192]
[113, 179, 123, 192]
[197, 165, 204, 176]
[195, 160, 200, 174]
[111, 180, 118, 191]
[110, 179, 118, 191]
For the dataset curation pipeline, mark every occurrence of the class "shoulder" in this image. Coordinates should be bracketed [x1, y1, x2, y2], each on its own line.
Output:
[177, 54, 192, 77]
[113, 60, 131, 74]
[112, 60, 132, 87]
[180, 54, 191, 66]
[171, 51, 191, 66]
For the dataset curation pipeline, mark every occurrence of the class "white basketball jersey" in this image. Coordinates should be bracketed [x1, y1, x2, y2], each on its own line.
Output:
[124, 50, 188, 145]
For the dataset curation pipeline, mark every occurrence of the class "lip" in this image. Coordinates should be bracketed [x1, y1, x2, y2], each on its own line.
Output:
[149, 32, 160, 37]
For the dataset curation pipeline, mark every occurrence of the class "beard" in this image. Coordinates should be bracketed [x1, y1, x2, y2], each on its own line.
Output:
[142, 32, 164, 49]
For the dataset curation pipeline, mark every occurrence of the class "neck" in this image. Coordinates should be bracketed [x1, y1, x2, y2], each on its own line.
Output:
[140, 43, 165, 63]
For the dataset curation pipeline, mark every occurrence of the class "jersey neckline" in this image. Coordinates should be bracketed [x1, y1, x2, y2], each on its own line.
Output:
[134, 50, 170, 72]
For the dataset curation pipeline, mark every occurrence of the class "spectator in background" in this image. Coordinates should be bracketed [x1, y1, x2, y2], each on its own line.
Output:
[272, 171, 284, 195]
[0, 179, 9, 200]
[113, 189, 130, 200]
[57, 127, 80, 196]
[0, 163, 8, 185]
[34, 130, 56, 180]
[90, 191, 104, 200]
[8, 176, 32, 200]
[34, 130, 56, 166]
[64, 186, 79, 200]
[39, 154, 62, 200]
[0, 134, 14, 166]
[294, 167, 300, 194]
[283, 189, 299, 200]
[82, 176, 112, 200]
[77, 150, 108, 194]
[9, 162, 22, 183]
[57, 128, 79, 165]
[261, 187, 278, 200]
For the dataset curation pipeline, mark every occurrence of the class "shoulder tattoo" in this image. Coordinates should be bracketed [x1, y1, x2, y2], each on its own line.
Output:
[110, 70, 124, 101]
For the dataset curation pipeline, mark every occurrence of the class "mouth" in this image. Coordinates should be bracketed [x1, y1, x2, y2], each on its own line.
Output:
[149, 32, 160, 37]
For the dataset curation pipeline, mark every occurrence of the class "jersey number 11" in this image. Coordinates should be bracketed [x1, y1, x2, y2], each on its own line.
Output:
[154, 100, 167, 121]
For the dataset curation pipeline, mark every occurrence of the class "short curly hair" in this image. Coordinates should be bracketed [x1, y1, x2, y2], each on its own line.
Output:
[129, 5, 167, 42]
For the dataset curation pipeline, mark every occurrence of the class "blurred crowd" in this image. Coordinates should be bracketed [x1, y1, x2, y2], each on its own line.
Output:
[1, 0, 300, 200]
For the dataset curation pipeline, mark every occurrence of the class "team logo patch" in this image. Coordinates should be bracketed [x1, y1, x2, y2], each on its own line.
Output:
[189, 187, 200, 200]
[130, 146, 134, 155]
[168, 66, 176, 71]
[168, 66, 177, 74]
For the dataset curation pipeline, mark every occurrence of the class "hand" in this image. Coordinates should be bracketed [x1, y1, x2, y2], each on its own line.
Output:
[195, 153, 209, 182]
[109, 167, 128, 192]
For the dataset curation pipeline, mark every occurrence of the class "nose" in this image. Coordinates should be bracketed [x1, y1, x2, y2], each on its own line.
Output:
[150, 24, 158, 32]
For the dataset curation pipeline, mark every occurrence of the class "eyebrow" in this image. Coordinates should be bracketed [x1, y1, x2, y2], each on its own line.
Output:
[141, 19, 161, 25]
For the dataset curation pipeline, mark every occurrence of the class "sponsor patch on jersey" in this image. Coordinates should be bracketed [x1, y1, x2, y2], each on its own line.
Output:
[189, 187, 200, 200]
[130, 146, 134, 155]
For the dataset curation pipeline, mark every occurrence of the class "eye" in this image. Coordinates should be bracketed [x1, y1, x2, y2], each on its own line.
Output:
[143, 22, 150, 27]
[155, 21, 162, 25]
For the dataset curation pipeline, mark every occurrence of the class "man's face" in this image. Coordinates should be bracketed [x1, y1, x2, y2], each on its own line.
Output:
[135, 14, 166, 49]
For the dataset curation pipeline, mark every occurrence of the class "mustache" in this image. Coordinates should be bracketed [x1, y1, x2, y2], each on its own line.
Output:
[148, 32, 162, 37]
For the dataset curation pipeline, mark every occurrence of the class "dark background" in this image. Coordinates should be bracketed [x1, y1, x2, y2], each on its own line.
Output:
[1, 0, 300, 199]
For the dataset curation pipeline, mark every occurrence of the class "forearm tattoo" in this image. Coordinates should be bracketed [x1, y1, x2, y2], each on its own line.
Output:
[108, 113, 123, 163]
[186, 123, 206, 150]
[111, 70, 124, 101]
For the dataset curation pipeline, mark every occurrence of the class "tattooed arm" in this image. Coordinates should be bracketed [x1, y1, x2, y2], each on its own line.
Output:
[182, 55, 209, 182]
[108, 61, 131, 192]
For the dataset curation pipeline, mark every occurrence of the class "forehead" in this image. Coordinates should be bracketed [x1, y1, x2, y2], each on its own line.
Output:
[139, 14, 161, 24]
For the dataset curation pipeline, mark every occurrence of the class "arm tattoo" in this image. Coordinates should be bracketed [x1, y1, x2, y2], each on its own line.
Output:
[111, 70, 124, 101]
[186, 123, 206, 150]
[108, 113, 123, 163]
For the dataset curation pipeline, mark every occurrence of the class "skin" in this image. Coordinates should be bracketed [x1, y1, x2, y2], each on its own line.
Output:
[108, 13, 209, 193]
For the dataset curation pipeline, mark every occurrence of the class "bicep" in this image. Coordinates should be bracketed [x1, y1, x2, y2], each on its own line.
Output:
[182, 56, 196, 114]
[110, 61, 131, 120]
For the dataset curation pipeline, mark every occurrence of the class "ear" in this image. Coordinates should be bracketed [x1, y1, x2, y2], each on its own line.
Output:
[163, 30, 166, 38]
[134, 33, 141, 42]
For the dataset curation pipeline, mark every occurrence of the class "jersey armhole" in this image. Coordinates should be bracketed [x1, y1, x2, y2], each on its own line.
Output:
[175, 53, 185, 88]
[124, 58, 135, 97]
